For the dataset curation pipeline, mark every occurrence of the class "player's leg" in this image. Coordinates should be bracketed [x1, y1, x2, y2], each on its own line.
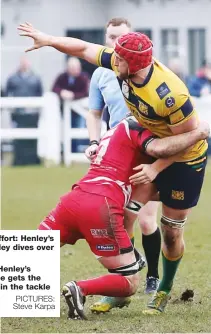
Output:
[76, 252, 139, 298]
[125, 183, 161, 293]
[138, 201, 161, 294]
[89, 246, 144, 314]
[143, 159, 207, 315]
[91, 183, 156, 313]
[63, 251, 140, 319]
[62, 193, 142, 319]
[38, 199, 81, 247]
[158, 205, 188, 291]
[143, 205, 188, 315]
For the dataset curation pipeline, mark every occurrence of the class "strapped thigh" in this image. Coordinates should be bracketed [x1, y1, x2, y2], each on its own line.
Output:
[126, 200, 143, 214]
[108, 260, 140, 276]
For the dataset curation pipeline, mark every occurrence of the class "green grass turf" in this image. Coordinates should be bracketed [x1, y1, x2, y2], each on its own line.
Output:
[1, 162, 211, 333]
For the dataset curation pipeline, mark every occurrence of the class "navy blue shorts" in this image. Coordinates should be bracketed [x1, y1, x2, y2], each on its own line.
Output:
[155, 153, 207, 209]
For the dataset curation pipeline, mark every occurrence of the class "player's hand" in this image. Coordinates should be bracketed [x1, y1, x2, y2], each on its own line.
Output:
[129, 164, 158, 185]
[17, 22, 51, 52]
[85, 144, 98, 161]
[197, 120, 210, 139]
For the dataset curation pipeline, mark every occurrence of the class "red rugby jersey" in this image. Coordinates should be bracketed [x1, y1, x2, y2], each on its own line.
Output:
[74, 117, 156, 205]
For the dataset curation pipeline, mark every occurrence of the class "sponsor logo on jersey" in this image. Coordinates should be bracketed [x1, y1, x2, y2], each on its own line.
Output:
[138, 101, 148, 115]
[165, 96, 176, 108]
[156, 82, 171, 99]
[90, 229, 108, 238]
[96, 245, 115, 251]
[171, 190, 184, 200]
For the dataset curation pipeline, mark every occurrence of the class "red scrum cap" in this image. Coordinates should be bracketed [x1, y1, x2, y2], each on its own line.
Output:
[114, 32, 153, 74]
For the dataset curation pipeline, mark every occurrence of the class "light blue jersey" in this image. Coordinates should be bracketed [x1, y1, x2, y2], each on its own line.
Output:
[89, 67, 129, 128]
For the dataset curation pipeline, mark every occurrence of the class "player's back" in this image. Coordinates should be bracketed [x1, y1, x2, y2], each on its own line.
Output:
[76, 117, 153, 204]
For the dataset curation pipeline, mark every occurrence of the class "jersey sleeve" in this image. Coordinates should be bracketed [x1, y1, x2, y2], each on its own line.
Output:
[89, 69, 105, 111]
[96, 47, 115, 71]
[161, 94, 196, 127]
[135, 129, 157, 152]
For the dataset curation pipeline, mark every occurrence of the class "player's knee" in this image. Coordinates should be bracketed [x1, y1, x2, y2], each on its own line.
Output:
[105, 252, 141, 296]
[139, 215, 157, 234]
[122, 273, 139, 297]
[126, 272, 140, 295]
[138, 202, 159, 234]
[161, 215, 186, 249]
[163, 229, 178, 249]
[138, 211, 157, 235]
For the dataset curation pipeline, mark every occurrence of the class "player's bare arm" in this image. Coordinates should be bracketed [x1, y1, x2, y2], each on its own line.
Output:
[129, 156, 178, 185]
[168, 113, 198, 135]
[85, 109, 103, 160]
[146, 120, 209, 159]
[129, 120, 209, 185]
[86, 109, 103, 142]
[17, 22, 103, 65]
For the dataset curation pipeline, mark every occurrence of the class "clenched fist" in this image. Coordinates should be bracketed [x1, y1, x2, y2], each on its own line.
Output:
[85, 144, 99, 161]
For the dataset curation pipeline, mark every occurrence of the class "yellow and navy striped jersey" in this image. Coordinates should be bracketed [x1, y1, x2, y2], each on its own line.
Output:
[96, 47, 208, 162]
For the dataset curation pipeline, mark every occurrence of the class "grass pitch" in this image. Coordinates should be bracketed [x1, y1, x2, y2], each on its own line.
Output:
[1, 162, 211, 333]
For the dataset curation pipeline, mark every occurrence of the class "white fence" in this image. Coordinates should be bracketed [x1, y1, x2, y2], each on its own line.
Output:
[1, 94, 211, 167]
[0, 92, 61, 165]
[63, 98, 107, 166]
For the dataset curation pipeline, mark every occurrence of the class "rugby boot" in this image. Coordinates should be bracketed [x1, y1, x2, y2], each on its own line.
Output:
[142, 291, 170, 315]
[62, 281, 87, 320]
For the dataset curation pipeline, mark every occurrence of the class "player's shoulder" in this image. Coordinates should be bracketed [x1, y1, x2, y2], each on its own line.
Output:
[92, 67, 115, 80]
[153, 59, 191, 113]
[153, 58, 188, 94]
[120, 116, 145, 133]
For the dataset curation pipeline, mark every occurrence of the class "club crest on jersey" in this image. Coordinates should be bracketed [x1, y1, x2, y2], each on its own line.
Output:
[156, 82, 171, 99]
[171, 190, 184, 200]
[138, 101, 148, 115]
[165, 96, 175, 108]
[122, 81, 129, 98]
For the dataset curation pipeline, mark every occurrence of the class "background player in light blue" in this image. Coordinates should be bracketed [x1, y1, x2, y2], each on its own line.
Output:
[85, 17, 161, 313]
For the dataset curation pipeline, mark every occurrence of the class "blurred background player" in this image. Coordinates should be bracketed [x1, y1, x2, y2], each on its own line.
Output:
[39, 115, 209, 319]
[188, 60, 211, 97]
[17, 23, 209, 315]
[52, 56, 90, 153]
[85, 17, 160, 313]
[5, 56, 43, 166]
[52, 56, 90, 110]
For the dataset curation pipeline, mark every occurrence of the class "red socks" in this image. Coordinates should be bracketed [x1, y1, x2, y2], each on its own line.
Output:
[77, 274, 131, 297]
